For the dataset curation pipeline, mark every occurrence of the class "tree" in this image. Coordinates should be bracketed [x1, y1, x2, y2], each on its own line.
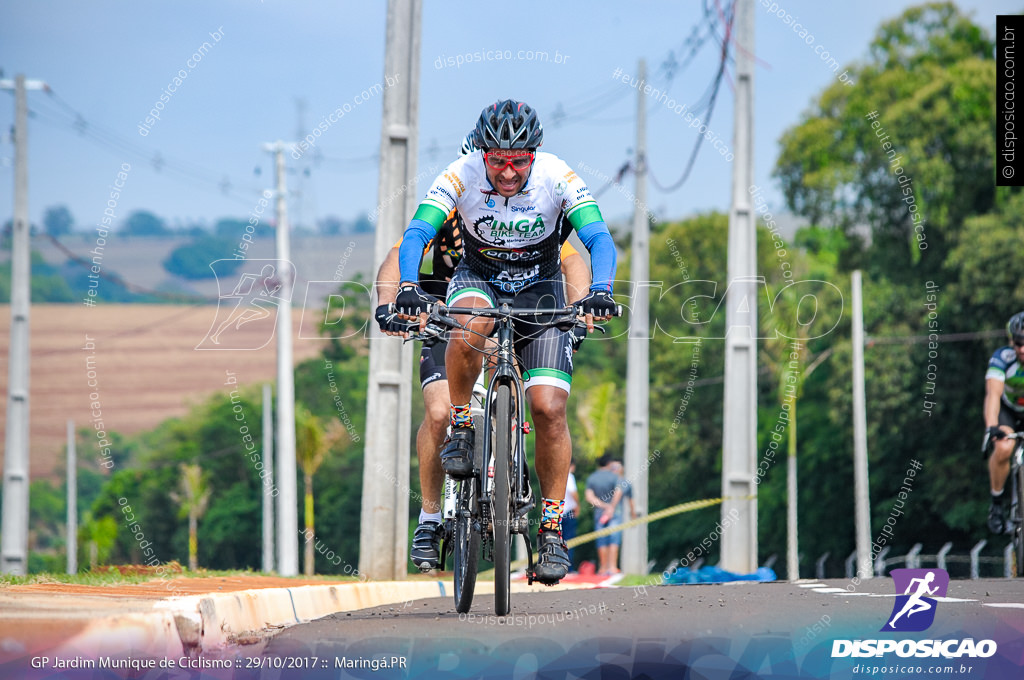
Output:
[773, 2, 996, 278]
[163, 235, 241, 280]
[296, 406, 347, 575]
[318, 216, 345, 235]
[43, 205, 74, 237]
[574, 381, 621, 464]
[170, 463, 211, 571]
[122, 210, 170, 236]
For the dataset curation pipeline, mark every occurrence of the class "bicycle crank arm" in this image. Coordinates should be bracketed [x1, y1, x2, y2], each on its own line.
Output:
[524, 539, 536, 586]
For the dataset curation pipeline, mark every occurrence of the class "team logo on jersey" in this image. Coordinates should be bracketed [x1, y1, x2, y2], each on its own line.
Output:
[472, 215, 506, 245]
[554, 180, 567, 196]
[471, 214, 547, 243]
[480, 247, 541, 262]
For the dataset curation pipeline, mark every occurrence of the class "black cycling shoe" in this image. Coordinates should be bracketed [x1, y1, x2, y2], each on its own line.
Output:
[410, 521, 444, 571]
[987, 500, 1007, 535]
[534, 529, 571, 585]
[440, 426, 475, 479]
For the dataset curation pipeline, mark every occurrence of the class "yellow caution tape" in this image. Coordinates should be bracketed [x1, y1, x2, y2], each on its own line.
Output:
[477, 495, 754, 575]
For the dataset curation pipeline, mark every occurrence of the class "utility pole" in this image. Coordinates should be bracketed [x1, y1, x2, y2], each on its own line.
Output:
[720, 0, 758, 574]
[262, 383, 275, 573]
[66, 420, 77, 575]
[262, 141, 298, 576]
[851, 270, 872, 579]
[360, 0, 421, 581]
[1, 74, 47, 576]
[622, 58, 649, 575]
[293, 98, 308, 231]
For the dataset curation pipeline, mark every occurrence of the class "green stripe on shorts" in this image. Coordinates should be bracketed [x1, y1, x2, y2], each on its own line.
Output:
[522, 368, 572, 384]
[447, 287, 494, 306]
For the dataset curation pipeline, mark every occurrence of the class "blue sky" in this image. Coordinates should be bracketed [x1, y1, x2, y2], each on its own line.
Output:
[0, 0, 1011, 233]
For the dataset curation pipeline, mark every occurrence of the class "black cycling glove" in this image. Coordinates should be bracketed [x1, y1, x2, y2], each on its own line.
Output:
[395, 284, 435, 317]
[375, 304, 417, 334]
[577, 289, 617, 318]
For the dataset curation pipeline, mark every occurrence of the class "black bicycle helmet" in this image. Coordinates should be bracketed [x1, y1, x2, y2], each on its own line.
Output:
[472, 99, 543, 151]
[1007, 311, 1024, 343]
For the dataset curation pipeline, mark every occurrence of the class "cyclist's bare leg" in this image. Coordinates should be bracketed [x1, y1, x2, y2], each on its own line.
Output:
[989, 428, 1014, 493]
[445, 298, 495, 408]
[526, 385, 570, 503]
[417, 380, 450, 514]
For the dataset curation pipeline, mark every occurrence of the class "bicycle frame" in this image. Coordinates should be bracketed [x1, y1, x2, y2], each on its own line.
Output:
[479, 314, 529, 528]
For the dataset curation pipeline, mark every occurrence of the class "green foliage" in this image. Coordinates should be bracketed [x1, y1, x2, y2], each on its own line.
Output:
[214, 217, 273, 240]
[163, 235, 242, 280]
[122, 210, 170, 236]
[0, 251, 75, 303]
[43, 205, 74, 237]
[774, 1, 996, 278]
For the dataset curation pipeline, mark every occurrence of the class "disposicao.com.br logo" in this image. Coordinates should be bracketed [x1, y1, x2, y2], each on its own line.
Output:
[831, 568, 997, 659]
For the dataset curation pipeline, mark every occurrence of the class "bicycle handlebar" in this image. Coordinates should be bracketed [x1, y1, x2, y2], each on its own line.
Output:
[395, 301, 620, 343]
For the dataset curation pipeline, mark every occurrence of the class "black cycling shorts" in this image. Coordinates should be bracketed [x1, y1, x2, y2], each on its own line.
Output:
[419, 338, 448, 389]
[446, 265, 573, 394]
[998, 402, 1024, 431]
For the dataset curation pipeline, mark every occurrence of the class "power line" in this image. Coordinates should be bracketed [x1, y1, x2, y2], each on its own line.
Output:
[21, 88, 264, 209]
[647, 0, 734, 193]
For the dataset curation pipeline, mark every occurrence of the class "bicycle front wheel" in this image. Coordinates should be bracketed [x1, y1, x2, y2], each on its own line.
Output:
[492, 383, 513, 616]
[453, 478, 480, 613]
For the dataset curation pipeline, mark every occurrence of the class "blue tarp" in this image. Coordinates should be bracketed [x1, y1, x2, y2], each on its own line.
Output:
[662, 565, 777, 584]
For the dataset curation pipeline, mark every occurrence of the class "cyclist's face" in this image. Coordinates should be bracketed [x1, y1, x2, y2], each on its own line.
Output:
[484, 149, 533, 197]
[1015, 337, 1024, 361]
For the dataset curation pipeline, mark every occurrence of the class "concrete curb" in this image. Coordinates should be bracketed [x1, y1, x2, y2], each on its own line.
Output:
[53, 580, 450, 657]
[36, 577, 599, 659]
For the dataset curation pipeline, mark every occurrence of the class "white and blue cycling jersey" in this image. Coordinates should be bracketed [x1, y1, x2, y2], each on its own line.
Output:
[397, 151, 616, 295]
[986, 346, 1024, 413]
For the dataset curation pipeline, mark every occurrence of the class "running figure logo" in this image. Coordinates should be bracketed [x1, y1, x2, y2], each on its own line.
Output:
[881, 568, 949, 632]
[196, 259, 293, 350]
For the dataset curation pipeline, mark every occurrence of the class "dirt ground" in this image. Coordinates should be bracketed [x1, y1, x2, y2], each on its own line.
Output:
[0, 304, 328, 480]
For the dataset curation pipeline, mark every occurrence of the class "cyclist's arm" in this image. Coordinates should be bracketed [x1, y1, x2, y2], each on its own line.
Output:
[558, 160, 617, 292]
[985, 377, 1005, 429]
[375, 243, 402, 306]
[398, 161, 465, 284]
[560, 244, 591, 303]
[571, 216, 616, 292]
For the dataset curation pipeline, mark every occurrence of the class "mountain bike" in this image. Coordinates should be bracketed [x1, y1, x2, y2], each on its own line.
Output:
[418, 300, 610, 615]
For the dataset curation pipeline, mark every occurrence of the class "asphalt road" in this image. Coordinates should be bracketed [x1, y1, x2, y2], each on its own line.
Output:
[245, 577, 1024, 679]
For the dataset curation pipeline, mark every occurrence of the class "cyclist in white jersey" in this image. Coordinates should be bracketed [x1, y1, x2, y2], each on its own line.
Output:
[393, 100, 618, 584]
[982, 311, 1024, 534]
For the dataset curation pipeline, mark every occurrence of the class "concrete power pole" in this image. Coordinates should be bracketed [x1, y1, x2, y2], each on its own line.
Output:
[262, 383, 275, 573]
[1, 74, 46, 576]
[851, 270, 872, 579]
[622, 58, 649, 575]
[263, 141, 298, 576]
[720, 0, 758, 574]
[360, 0, 421, 581]
[66, 420, 77, 575]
